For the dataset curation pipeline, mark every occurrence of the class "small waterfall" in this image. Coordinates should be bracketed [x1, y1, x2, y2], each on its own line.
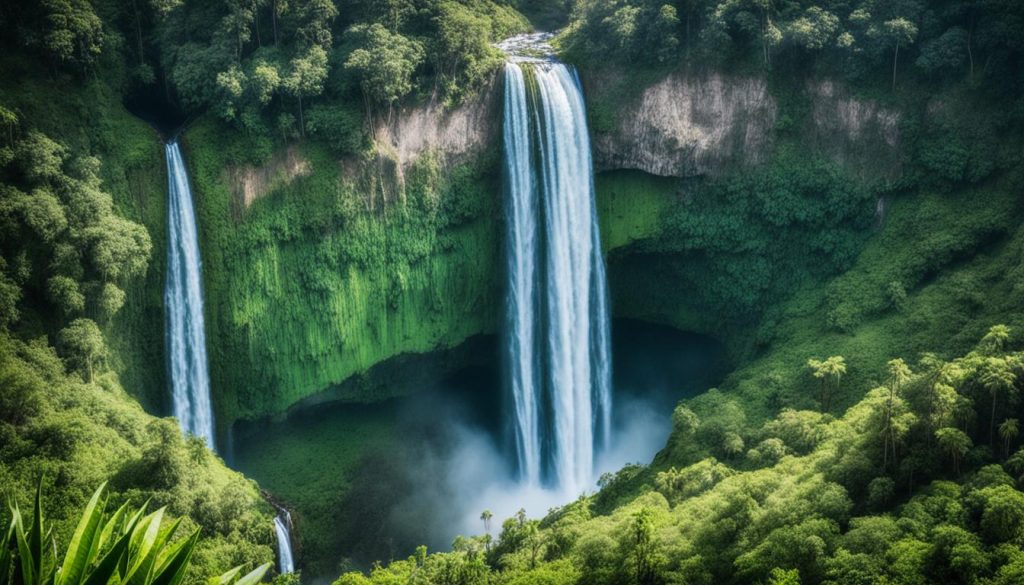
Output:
[165, 140, 215, 450]
[273, 513, 295, 574]
[502, 46, 612, 494]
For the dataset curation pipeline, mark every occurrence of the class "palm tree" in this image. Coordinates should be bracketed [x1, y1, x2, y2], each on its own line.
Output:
[980, 357, 1017, 446]
[884, 359, 913, 468]
[980, 324, 1011, 354]
[935, 427, 972, 475]
[480, 509, 493, 551]
[1007, 448, 1024, 482]
[807, 355, 846, 411]
[999, 419, 1020, 459]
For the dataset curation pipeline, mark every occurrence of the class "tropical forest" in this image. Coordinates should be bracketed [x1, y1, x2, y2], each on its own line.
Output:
[2, 0, 1024, 584]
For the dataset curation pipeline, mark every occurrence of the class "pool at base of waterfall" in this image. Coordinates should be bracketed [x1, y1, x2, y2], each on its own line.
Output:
[231, 319, 728, 580]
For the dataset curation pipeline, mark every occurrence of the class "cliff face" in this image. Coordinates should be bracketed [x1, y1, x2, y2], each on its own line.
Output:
[806, 80, 902, 180]
[373, 77, 502, 170]
[200, 66, 907, 425]
[588, 70, 901, 180]
[591, 73, 777, 177]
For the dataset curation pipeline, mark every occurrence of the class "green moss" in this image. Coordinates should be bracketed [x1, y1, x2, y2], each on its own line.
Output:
[184, 121, 503, 428]
[595, 170, 674, 251]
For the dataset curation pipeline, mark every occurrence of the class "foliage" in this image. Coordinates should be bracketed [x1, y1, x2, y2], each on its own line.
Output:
[0, 332, 276, 581]
[562, 0, 1024, 96]
[346, 330, 1024, 585]
[343, 24, 425, 112]
[0, 481, 271, 585]
[140, 0, 528, 138]
[185, 122, 502, 424]
[642, 148, 876, 322]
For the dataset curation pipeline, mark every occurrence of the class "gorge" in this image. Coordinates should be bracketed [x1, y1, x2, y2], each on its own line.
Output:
[3, 2, 1024, 585]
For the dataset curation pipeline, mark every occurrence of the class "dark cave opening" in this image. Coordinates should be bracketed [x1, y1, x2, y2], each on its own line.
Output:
[124, 82, 189, 138]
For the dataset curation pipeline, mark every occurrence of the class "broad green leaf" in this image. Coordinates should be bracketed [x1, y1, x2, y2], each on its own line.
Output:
[1, 514, 16, 585]
[118, 506, 148, 579]
[81, 515, 140, 585]
[13, 506, 35, 585]
[207, 566, 240, 585]
[96, 503, 128, 559]
[126, 508, 163, 574]
[58, 483, 107, 585]
[29, 482, 43, 585]
[149, 531, 199, 585]
[232, 563, 271, 585]
[124, 511, 172, 585]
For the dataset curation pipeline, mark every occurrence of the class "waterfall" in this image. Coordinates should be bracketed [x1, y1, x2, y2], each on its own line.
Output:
[503, 58, 612, 494]
[273, 513, 295, 574]
[165, 140, 216, 450]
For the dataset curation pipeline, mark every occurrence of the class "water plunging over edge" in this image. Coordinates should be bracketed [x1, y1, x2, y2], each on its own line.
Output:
[165, 140, 216, 450]
[501, 35, 612, 495]
[273, 512, 295, 574]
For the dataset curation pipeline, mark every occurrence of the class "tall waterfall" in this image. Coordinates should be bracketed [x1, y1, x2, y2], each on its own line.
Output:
[273, 513, 295, 574]
[165, 140, 216, 450]
[503, 56, 612, 495]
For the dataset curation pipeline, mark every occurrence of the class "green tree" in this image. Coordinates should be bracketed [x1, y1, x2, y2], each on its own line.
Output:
[57, 318, 106, 382]
[47, 275, 84, 315]
[807, 355, 846, 411]
[981, 324, 1011, 354]
[294, 0, 338, 51]
[936, 427, 972, 475]
[432, 2, 501, 102]
[884, 359, 913, 468]
[871, 18, 918, 91]
[282, 46, 328, 135]
[628, 508, 662, 585]
[40, 0, 104, 70]
[1000, 419, 1020, 459]
[787, 7, 839, 52]
[767, 567, 801, 585]
[980, 357, 1017, 446]
[915, 27, 969, 78]
[344, 24, 425, 122]
[978, 485, 1024, 543]
[652, 5, 681, 63]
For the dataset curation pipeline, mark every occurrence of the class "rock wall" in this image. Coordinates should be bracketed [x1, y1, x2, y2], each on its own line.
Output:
[587, 70, 902, 180]
[590, 73, 777, 177]
[806, 80, 902, 180]
[225, 145, 311, 210]
[373, 77, 502, 170]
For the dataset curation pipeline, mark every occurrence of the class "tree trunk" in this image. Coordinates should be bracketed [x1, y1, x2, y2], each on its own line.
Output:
[967, 31, 974, 81]
[892, 41, 900, 91]
[253, 2, 262, 48]
[272, 0, 279, 44]
[991, 394, 998, 446]
[132, 0, 144, 65]
[297, 95, 304, 137]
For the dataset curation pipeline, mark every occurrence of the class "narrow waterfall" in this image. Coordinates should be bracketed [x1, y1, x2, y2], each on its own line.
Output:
[503, 50, 612, 494]
[165, 140, 216, 450]
[273, 513, 295, 574]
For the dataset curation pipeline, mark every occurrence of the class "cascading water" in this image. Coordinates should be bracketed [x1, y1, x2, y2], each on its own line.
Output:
[273, 513, 295, 574]
[165, 139, 216, 450]
[501, 35, 612, 495]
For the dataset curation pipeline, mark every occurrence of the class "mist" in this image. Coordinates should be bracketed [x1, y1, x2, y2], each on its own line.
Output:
[371, 320, 728, 554]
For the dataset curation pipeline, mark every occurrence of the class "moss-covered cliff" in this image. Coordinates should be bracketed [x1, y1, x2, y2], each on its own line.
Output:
[184, 120, 503, 430]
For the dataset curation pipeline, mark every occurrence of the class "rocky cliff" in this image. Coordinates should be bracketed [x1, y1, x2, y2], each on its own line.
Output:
[586, 70, 901, 180]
